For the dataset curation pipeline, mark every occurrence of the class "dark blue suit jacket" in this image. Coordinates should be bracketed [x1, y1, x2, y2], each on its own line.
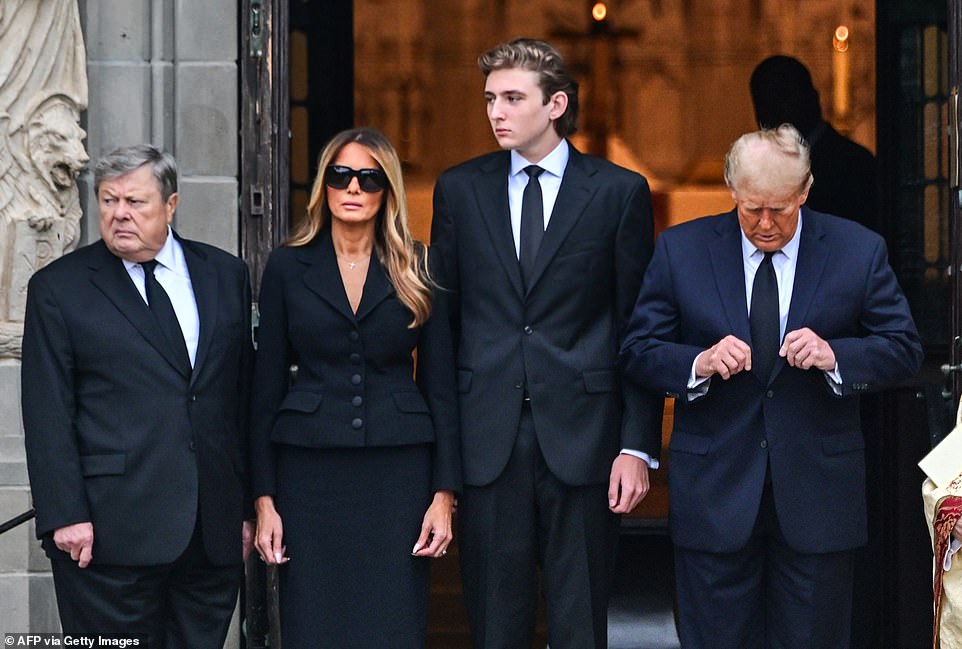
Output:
[620, 208, 922, 553]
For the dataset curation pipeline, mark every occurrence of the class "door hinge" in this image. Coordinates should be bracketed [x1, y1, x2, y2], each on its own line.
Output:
[249, 0, 264, 58]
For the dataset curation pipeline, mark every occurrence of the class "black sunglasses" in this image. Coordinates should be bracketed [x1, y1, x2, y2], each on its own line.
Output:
[325, 165, 388, 192]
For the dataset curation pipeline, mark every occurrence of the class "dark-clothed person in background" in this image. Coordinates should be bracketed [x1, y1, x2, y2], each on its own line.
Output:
[620, 125, 922, 649]
[750, 55, 880, 233]
[21, 145, 254, 647]
[430, 38, 663, 649]
[251, 127, 460, 648]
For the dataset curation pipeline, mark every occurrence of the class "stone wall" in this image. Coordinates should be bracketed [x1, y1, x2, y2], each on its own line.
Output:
[0, 0, 240, 640]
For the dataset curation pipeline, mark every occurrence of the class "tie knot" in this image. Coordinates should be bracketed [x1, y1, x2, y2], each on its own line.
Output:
[141, 259, 159, 275]
[524, 165, 544, 179]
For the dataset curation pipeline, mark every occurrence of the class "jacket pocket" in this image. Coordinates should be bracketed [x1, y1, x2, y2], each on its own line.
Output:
[393, 391, 430, 413]
[279, 391, 322, 413]
[669, 432, 711, 456]
[80, 454, 126, 477]
[583, 369, 618, 393]
[821, 431, 864, 456]
[457, 369, 473, 393]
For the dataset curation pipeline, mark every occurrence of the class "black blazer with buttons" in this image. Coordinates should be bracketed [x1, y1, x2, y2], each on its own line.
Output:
[21, 235, 253, 567]
[249, 229, 461, 498]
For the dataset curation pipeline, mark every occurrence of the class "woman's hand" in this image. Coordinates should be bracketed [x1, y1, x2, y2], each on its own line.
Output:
[412, 490, 456, 558]
[255, 495, 289, 565]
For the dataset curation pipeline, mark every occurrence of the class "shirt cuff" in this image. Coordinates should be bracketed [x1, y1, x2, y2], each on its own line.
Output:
[687, 356, 711, 401]
[945, 536, 962, 571]
[620, 449, 660, 470]
[824, 363, 843, 396]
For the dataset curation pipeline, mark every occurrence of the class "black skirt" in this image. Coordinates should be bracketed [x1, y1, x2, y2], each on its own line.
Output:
[274, 443, 433, 649]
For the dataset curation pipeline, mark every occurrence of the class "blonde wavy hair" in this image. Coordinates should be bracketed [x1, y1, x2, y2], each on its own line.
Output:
[724, 123, 814, 197]
[287, 127, 434, 327]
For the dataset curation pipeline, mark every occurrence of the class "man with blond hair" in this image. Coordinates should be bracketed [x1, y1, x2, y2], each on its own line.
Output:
[620, 125, 922, 649]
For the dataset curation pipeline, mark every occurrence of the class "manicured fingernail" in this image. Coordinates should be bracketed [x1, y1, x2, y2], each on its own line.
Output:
[411, 543, 421, 554]
[275, 552, 282, 563]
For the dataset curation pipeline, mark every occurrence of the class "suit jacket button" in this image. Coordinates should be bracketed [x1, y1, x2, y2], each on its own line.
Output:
[189, 440, 196, 451]
[351, 374, 362, 385]
[352, 418, 363, 429]
[352, 396, 363, 407]
[349, 331, 360, 342]
[350, 353, 361, 364]
[766, 390, 774, 398]
[760, 440, 768, 449]
[524, 326, 533, 335]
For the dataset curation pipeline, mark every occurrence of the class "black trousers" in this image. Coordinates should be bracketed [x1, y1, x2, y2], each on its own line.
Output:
[50, 520, 242, 649]
[674, 481, 854, 649]
[459, 405, 619, 649]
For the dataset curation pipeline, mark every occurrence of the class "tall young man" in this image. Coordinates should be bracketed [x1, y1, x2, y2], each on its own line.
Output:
[430, 39, 662, 649]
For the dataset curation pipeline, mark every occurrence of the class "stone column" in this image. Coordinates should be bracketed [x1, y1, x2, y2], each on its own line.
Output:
[0, 0, 89, 633]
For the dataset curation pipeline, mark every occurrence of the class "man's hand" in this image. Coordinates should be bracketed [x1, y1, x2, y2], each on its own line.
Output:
[608, 454, 650, 514]
[780, 327, 836, 371]
[695, 335, 752, 380]
[53, 522, 94, 568]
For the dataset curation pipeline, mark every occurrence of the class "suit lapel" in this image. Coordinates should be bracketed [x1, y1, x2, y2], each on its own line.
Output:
[180, 235, 217, 382]
[524, 146, 597, 295]
[473, 153, 524, 298]
[88, 241, 191, 377]
[300, 233, 357, 323]
[784, 210, 830, 340]
[355, 255, 394, 321]
[709, 212, 752, 345]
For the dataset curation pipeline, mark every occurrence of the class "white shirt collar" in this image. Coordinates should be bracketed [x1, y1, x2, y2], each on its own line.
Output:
[121, 226, 183, 273]
[740, 210, 804, 262]
[510, 139, 569, 179]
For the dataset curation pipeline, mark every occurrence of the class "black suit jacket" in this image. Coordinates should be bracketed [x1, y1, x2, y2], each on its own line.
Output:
[620, 209, 922, 553]
[430, 144, 662, 487]
[249, 230, 461, 498]
[21, 234, 253, 566]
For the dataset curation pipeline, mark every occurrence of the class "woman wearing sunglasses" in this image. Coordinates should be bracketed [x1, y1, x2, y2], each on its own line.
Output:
[250, 127, 460, 647]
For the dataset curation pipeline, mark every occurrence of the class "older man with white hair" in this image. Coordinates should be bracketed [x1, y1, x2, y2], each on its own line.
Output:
[620, 124, 923, 649]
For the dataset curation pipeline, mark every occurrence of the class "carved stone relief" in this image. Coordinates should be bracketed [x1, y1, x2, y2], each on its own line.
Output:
[0, 0, 88, 358]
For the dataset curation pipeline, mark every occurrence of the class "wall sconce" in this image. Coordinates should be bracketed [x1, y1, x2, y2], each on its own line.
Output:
[833, 25, 851, 128]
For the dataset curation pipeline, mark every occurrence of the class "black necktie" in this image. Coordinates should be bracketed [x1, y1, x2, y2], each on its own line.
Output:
[750, 251, 779, 382]
[519, 165, 545, 288]
[142, 259, 191, 373]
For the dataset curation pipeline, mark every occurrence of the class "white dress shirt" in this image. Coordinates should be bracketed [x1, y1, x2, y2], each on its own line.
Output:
[508, 140, 569, 256]
[122, 227, 200, 367]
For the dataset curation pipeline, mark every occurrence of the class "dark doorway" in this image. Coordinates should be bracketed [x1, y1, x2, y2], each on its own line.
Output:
[873, 0, 958, 647]
[288, 1, 354, 234]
